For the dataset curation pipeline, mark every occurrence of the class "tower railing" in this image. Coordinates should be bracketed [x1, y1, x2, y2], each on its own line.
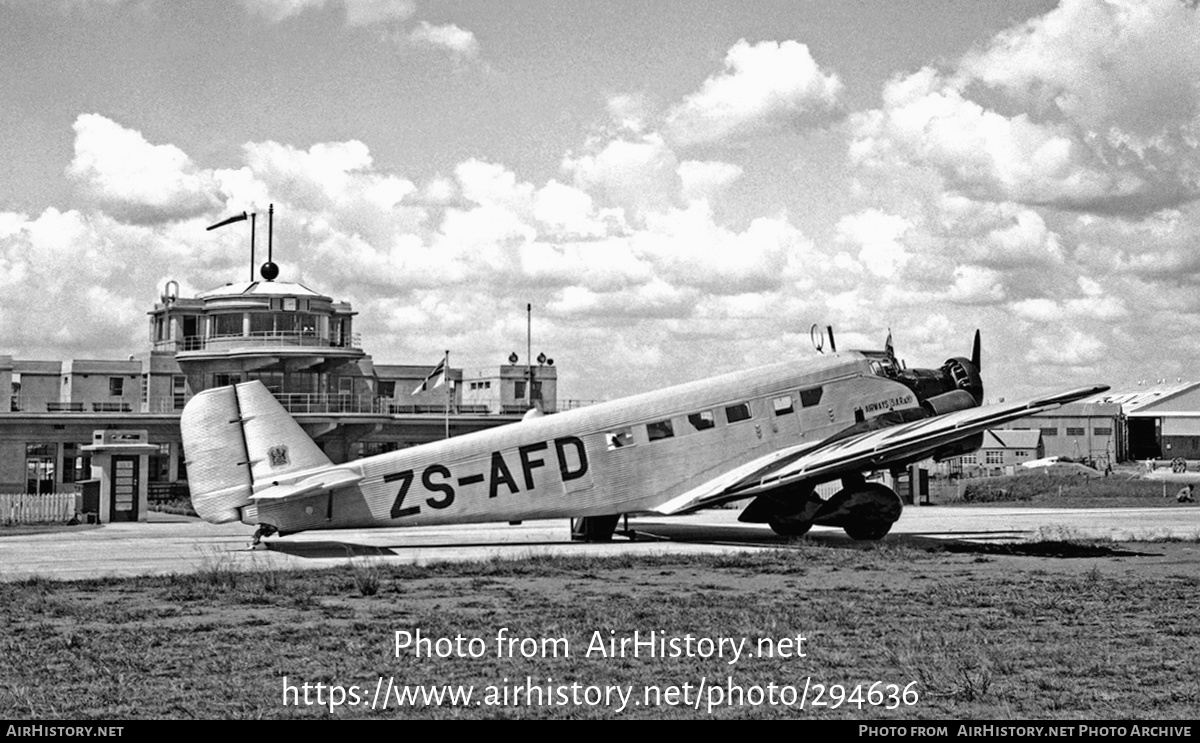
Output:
[155, 331, 363, 353]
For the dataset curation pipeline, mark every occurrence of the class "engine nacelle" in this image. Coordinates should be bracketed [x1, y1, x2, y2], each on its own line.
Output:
[920, 389, 978, 416]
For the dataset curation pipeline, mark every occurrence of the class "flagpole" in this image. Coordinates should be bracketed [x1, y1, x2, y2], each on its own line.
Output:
[444, 349, 450, 439]
[526, 303, 532, 410]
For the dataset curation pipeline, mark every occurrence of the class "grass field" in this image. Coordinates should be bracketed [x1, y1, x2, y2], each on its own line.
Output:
[2, 539, 1198, 720]
[932, 471, 1181, 508]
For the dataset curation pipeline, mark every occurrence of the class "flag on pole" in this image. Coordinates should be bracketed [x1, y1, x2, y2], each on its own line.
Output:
[412, 357, 447, 395]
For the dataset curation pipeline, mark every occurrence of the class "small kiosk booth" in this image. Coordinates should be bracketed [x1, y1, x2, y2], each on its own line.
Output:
[82, 430, 158, 523]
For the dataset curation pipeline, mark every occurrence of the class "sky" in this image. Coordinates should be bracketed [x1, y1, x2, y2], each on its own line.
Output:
[1, 0, 1199, 404]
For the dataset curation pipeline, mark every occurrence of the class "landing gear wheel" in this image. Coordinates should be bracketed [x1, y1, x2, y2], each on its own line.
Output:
[768, 518, 812, 537]
[251, 523, 278, 548]
[843, 522, 891, 541]
[570, 514, 620, 542]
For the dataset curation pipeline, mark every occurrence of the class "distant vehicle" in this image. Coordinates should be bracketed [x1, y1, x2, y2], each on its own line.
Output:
[181, 330, 1107, 544]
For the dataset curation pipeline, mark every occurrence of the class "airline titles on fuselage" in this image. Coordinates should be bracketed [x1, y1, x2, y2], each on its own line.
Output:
[863, 394, 914, 415]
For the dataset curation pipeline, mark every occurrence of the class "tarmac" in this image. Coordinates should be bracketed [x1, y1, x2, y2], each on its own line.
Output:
[2, 504, 1198, 581]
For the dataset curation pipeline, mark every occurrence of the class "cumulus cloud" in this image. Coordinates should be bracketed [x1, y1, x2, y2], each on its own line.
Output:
[961, 0, 1200, 144]
[849, 0, 1200, 215]
[408, 21, 480, 61]
[0, 208, 200, 358]
[664, 39, 844, 147]
[66, 114, 222, 224]
[678, 160, 743, 202]
[835, 209, 911, 279]
[240, 0, 414, 25]
[563, 133, 680, 219]
[946, 265, 1005, 305]
[1028, 329, 1104, 367]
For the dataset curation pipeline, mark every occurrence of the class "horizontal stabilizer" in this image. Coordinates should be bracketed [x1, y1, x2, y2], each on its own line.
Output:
[252, 468, 363, 501]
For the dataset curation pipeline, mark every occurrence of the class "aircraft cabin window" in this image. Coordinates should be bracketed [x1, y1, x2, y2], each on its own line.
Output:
[773, 395, 794, 416]
[799, 387, 823, 408]
[725, 402, 752, 423]
[647, 419, 674, 442]
[687, 411, 715, 432]
[606, 428, 635, 450]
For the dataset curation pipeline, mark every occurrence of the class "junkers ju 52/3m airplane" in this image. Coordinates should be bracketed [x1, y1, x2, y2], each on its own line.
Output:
[181, 328, 1107, 544]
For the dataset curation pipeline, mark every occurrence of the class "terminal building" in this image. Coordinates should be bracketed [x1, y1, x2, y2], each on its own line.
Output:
[0, 271, 560, 506]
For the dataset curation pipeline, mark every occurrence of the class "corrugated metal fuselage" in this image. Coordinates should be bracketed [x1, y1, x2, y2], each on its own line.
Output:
[250, 352, 920, 534]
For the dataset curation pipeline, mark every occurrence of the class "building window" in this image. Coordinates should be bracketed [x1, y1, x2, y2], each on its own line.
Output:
[514, 380, 526, 399]
[109, 377, 124, 397]
[961, 454, 977, 464]
[1094, 427, 1112, 436]
[647, 419, 674, 442]
[212, 313, 242, 336]
[985, 451, 1003, 465]
[725, 402, 752, 423]
[1016, 450, 1028, 458]
[1066, 427, 1085, 436]
[377, 381, 396, 398]
[26, 443, 56, 494]
[687, 411, 715, 432]
[1040, 427, 1058, 437]
[172, 376, 187, 410]
[773, 395, 795, 416]
[331, 317, 347, 347]
[62, 443, 91, 484]
[213, 373, 241, 388]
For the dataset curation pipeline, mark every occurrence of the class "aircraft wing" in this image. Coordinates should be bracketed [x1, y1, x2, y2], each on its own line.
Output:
[651, 384, 1109, 515]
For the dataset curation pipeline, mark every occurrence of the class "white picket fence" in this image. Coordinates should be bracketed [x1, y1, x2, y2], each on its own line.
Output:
[0, 493, 77, 524]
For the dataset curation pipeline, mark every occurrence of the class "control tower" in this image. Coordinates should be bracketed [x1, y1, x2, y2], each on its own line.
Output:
[148, 277, 374, 409]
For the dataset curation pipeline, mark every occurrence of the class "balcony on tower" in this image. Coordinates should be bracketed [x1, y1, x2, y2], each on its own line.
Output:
[148, 279, 372, 409]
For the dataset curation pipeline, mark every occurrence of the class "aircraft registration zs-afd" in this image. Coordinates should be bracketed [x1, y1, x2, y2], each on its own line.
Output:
[181, 330, 1107, 544]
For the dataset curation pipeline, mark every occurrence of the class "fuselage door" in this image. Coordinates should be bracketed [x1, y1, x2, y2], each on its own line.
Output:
[557, 434, 595, 496]
[769, 393, 804, 445]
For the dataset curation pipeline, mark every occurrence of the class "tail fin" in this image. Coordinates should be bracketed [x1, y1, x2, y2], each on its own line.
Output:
[181, 381, 331, 523]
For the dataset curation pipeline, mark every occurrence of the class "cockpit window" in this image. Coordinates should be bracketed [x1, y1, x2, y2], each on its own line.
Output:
[773, 395, 795, 416]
